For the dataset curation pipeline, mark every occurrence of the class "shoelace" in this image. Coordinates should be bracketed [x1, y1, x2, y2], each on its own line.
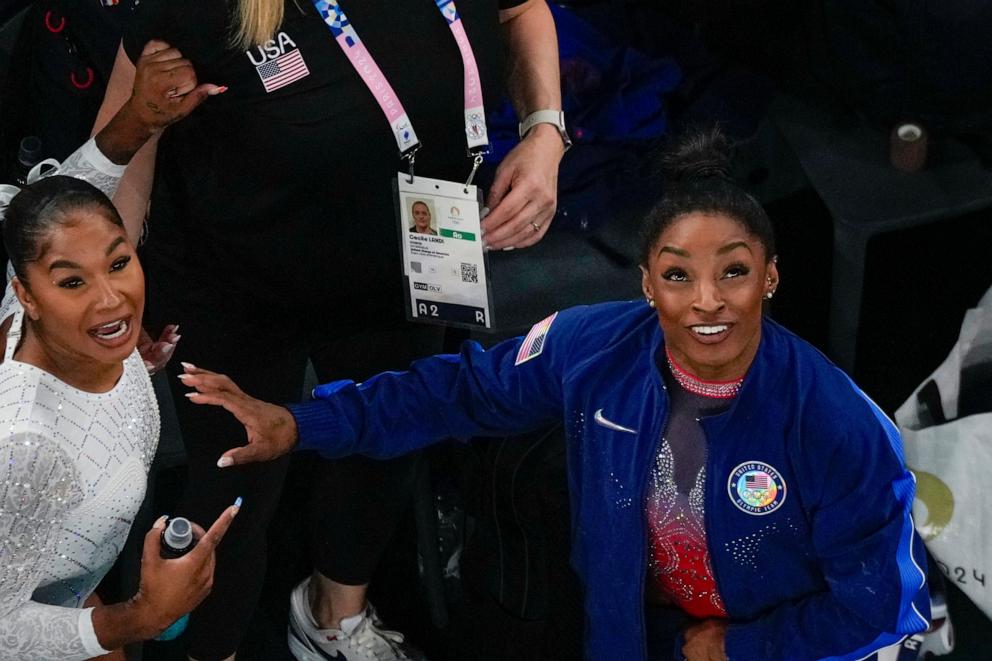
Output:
[346, 617, 409, 660]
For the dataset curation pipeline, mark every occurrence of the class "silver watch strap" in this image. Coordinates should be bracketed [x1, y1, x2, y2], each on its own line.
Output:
[518, 110, 571, 150]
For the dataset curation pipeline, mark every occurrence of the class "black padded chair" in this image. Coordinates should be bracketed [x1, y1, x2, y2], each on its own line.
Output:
[769, 92, 992, 374]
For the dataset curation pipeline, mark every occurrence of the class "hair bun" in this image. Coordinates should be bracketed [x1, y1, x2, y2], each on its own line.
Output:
[661, 126, 734, 184]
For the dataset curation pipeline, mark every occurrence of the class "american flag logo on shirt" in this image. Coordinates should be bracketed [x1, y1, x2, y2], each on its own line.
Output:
[256, 49, 310, 93]
[515, 312, 559, 365]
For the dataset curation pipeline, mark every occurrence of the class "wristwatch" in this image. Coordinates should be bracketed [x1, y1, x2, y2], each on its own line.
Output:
[519, 110, 572, 151]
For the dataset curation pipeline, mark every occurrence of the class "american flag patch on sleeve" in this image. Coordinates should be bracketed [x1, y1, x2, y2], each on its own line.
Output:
[515, 312, 559, 365]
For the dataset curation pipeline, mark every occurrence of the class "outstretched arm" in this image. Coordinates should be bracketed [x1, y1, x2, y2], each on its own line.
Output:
[180, 310, 583, 467]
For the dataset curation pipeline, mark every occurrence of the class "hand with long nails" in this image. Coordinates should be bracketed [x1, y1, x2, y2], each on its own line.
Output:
[177, 363, 299, 467]
[91, 499, 241, 646]
[131, 502, 240, 637]
[138, 324, 180, 375]
[127, 40, 226, 134]
[95, 40, 226, 166]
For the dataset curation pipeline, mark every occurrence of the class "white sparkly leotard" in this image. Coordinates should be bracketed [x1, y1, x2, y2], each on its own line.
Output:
[0, 140, 159, 660]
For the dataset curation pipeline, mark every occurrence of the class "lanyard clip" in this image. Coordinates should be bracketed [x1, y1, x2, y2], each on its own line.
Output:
[403, 145, 421, 184]
[464, 151, 485, 190]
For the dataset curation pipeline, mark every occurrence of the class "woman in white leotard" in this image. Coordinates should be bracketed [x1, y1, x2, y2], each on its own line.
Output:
[0, 40, 236, 661]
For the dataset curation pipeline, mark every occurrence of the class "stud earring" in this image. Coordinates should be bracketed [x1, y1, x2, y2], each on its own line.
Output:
[765, 290, 775, 300]
[647, 298, 656, 308]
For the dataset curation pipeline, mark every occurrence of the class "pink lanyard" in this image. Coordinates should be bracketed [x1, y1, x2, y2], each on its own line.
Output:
[312, 0, 490, 180]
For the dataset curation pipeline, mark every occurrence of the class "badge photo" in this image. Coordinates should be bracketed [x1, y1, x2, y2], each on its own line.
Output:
[728, 461, 787, 515]
[406, 197, 439, 236]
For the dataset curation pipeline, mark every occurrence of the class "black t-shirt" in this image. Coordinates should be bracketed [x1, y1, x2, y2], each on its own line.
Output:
[124, 0, 523, 334]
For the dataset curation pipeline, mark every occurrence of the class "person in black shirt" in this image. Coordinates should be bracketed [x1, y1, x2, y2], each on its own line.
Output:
[93, 1, 567, 660]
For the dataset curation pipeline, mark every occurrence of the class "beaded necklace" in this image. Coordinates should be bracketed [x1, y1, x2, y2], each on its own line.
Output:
[665, 347, 744, 399]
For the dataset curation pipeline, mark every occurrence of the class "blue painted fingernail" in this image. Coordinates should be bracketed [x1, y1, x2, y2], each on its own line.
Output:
[234, 496, 243, 509]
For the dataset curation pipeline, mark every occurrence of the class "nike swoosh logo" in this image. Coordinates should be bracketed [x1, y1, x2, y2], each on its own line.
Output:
[593, 408, 637, 434]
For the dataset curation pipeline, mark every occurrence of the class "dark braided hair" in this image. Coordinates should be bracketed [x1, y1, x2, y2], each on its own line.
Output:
[639, 127, 775, 266]
[3, 176, 123, 283]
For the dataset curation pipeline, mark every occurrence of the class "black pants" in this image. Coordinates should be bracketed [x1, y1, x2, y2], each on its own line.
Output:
[157, 310, 441, 660]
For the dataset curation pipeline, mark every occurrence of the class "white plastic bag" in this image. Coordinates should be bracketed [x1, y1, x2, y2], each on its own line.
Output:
[896, 285, 992, 619]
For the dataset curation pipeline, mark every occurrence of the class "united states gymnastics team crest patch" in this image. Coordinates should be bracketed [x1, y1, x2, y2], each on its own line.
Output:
[728, 461, 787, 515]
[515, 312, 558, 365]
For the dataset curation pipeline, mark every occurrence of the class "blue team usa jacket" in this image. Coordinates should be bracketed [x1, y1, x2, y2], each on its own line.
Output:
[288, 301, 930, 660]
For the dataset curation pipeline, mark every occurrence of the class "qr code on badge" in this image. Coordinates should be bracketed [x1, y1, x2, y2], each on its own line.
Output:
[461, 262, 478, 283]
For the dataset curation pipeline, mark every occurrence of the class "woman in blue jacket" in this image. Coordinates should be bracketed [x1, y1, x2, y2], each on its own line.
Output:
[179, 129, 930, 661]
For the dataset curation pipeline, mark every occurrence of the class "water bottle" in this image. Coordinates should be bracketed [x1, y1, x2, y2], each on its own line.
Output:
[155, 517, 197, 641]
[14, 136, 43, 186]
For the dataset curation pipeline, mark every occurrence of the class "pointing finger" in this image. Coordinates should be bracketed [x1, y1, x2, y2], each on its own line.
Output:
[192, 499, 241, 553]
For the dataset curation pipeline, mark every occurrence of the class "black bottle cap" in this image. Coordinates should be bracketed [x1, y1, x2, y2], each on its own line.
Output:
[17, 136, 43, 168]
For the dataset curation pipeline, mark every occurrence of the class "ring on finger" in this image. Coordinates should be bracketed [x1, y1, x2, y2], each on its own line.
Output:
[531, 222, 542, 232]
[166, 87, 179, 98]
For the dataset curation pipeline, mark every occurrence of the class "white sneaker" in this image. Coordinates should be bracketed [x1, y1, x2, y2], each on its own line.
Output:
[287, 577, 424, 661]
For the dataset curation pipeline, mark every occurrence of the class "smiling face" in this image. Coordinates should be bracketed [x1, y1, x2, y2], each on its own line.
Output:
[412, 202, 431, 229]
[641, 212, 778, 381]
[14, 206, 145, 374]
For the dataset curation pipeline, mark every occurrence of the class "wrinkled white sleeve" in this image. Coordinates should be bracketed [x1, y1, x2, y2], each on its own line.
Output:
[0, 434, 108, 660]
[0, 278, 16, 321]
[48, 137, 127, 200]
